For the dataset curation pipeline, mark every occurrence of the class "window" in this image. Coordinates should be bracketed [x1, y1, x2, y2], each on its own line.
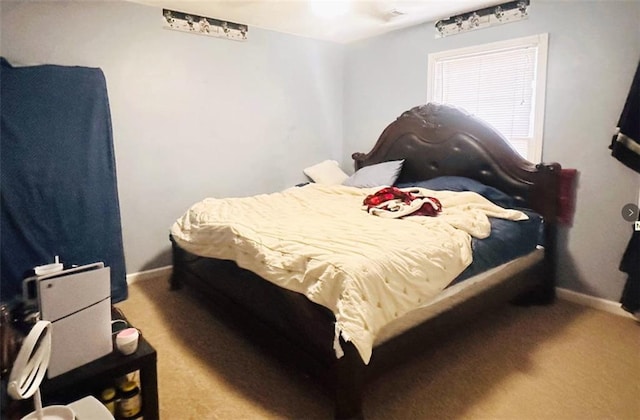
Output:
[427, 34, 548, 162]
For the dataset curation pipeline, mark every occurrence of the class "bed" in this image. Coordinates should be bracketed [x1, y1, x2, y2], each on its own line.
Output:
[168, 103, 561, 419]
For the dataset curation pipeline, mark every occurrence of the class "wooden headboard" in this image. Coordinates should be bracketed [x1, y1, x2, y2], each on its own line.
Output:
[352, 103, 561, 223]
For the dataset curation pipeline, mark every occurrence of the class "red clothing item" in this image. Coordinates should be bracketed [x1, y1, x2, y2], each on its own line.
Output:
[363, 187, 442, 218]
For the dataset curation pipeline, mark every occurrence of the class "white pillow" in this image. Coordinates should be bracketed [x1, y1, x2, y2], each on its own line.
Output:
[303, 160, 349, 184]
[342, 160, 405, 188]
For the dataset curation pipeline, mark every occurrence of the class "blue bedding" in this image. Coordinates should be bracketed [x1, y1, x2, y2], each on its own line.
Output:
[395, 177, 543, 286]
[453, 210, 542, 285]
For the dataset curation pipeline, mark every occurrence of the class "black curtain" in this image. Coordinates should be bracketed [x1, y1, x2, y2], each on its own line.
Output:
[610, 60, 640, 173]
[610, 59, 640, 314]
[0, 58, 127, 303]
[619, 223, 640, 315]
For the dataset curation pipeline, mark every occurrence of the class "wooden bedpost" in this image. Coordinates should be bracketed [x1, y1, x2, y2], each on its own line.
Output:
[333, 340, 366, 419]
[537, 162, 561, 304]
[169, 236, 183, 290]
[515, 162, 561, 305]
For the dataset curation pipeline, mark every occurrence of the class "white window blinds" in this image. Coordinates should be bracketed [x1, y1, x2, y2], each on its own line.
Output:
[428, 34, 548, 161]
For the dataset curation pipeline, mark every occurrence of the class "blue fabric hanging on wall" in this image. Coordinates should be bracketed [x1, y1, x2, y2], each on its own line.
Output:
[1, 57, 127, 303]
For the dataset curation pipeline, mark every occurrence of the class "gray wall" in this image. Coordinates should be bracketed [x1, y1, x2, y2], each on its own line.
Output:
[1, 1, 344, 273]
[2, 0, 639, 302]
[343, 0, 640, 301]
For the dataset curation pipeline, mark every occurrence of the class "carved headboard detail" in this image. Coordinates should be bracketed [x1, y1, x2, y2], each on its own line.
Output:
[352, 103, 560, 221]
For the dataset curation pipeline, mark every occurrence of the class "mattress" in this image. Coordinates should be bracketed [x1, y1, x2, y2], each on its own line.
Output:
[375, 247, 544, 345]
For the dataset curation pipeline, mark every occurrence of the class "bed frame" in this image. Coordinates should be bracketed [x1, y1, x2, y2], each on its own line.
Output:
[169, 103, 561, 419]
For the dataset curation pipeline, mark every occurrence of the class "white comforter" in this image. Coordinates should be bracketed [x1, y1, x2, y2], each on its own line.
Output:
[171, 184, 528, 364]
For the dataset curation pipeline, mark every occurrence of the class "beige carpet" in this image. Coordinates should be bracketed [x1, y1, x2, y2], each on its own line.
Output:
[116, 274, 640, 419]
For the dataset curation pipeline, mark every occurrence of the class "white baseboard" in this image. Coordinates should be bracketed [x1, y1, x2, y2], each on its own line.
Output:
[556, 287, 637, 320]
[126, 265, 172, 285]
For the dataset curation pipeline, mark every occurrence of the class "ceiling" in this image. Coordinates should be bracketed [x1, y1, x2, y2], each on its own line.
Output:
[131, 0, 501, 43]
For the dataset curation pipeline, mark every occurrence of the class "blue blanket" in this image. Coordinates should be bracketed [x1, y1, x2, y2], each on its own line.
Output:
[452, 210, 542, 285]
[1, 58, 127, 303]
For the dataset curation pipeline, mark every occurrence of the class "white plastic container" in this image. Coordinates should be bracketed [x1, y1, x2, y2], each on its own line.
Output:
[115, 328, 139, 356]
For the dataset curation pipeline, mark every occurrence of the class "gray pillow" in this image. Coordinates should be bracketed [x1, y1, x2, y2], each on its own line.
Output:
[342, 160, 404, 188]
